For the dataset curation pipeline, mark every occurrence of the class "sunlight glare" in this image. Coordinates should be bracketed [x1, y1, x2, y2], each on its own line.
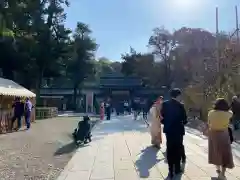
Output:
[167, 0, 204, 15]
[174, 0, 195, 9]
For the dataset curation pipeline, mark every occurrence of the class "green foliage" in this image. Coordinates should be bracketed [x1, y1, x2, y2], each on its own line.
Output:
[1, 0, 240, 115]
[121, 47, 165, 88]
[0, 0, 98, 109]
[121, 47, 141, 76]
[66, 22, 97, 110]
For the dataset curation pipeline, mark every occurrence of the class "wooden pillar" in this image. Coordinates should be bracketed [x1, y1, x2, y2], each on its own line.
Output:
[29, 97, 36, 122]
[85, 91, 94, 113]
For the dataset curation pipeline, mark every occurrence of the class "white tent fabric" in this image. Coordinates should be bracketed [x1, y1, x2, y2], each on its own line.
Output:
[0, 78, 36, 97]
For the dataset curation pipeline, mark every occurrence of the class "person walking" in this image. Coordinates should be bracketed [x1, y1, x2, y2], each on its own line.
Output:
[132, 98, 140, 120]
[142, 99, 148, 120]
[231, 95, 240, 130]
[123, 101, 129, 115]
[208, 98, 234, 179]
[100, 102, 105, 120]
[149, 96, 163, 149]
[161, 88, 187, 178]
[11, 97, 24, 131]
[24, 97, 33, 130]
[105, 98, 111, 120]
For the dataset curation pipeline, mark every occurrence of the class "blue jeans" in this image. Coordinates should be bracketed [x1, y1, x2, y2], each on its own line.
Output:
[25, 111, 31, 129]
[12, 115, 22, 129]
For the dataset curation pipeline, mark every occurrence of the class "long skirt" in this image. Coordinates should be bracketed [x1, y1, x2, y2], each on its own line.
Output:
[208, 129, 234, 169]
[150, 121, 162, 146]
[151, 131, 162, 146]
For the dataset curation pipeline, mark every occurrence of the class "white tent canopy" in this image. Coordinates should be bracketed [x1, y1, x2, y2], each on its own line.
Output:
[0, 78, 36, 97]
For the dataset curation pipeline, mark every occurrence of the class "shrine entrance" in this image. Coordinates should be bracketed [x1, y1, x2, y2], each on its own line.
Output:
[111, 90, 130, 103]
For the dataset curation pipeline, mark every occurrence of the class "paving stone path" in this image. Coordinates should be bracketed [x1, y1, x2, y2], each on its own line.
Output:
[57, 115, 240, 180]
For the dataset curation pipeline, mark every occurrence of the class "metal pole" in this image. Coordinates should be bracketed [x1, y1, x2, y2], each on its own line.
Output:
[236, 6, 239, 45]
[216, 7, 220, 73]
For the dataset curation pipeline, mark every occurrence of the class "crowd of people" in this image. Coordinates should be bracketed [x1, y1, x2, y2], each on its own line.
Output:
[149, 88, 235, 179]
[11, 97, 34, 131]
[101, 97, 150, 121]
[95, 89, 238, 179]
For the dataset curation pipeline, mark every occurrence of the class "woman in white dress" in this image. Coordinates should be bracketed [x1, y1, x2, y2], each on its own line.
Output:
[149, 96, 163, 149]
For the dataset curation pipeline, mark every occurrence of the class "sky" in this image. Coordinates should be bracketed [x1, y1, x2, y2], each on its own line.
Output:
[65, 0, 240, 61]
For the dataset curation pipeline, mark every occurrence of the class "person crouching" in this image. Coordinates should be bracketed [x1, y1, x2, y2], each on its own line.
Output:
[73, 116, 92, 145]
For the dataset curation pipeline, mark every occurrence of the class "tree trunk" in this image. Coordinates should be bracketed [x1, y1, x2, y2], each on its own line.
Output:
[35, 70, 43, 106]
[73, 84, 78, 111]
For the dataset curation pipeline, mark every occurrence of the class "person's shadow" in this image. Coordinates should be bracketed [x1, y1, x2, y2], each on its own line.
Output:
[54, 142, 89, 156]
[54, 142, 77, 156]
[135, 146, 164, 178]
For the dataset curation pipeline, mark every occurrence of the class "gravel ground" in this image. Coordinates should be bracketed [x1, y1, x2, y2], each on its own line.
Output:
[0, 117, 97, 180]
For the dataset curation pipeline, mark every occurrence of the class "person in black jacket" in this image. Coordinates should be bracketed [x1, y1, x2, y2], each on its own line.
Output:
[161, 88, 187, 178]
[231, 95, 240, 130]
[73, 116, 92, 145]
[132, 98, 140, 120]
[11, 97, 25, 131]
[105, 98, 111, 120]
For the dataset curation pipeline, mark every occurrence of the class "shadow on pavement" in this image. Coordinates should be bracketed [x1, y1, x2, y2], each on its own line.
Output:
[54, 142, 76, 156]
[135, 146, 164, 178]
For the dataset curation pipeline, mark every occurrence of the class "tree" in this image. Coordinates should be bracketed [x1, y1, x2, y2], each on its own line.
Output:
[29, 0, 71, 100]
[121, 47, 141, 76]
[0, 9, 18, 80]
[121, 48, 165, 88]
[96, 57, 114, 76]
[67, 22, 97, 110]
[148, 27, 177, 89]
[111, 61, 122, 73]
[91, 58, 122, 81]
[0, 0, 71, 93]
[172, 28, 236, 119]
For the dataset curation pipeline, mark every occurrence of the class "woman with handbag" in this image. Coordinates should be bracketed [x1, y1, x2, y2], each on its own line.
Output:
[207, 98, 234, 180]
[149, 96, 163, 149]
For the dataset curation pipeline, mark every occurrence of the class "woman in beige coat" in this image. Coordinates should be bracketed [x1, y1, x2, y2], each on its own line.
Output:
[149, 96, 163, 149]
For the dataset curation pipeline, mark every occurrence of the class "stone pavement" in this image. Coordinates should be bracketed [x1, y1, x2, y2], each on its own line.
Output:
[57, 115, 240, 180]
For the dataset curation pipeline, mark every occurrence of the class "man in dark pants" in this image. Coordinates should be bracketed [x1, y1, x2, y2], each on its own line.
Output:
[231, 95, 240, 130]
[161, 88, 187, 178]
[105, 98, 111, 120]
[132, 98, 140, 120]
[11, 97, 24, 131]
[24, 97, 33, 130]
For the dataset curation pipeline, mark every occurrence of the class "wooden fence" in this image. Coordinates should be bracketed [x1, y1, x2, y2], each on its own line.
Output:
[36, 107, 58, 119]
